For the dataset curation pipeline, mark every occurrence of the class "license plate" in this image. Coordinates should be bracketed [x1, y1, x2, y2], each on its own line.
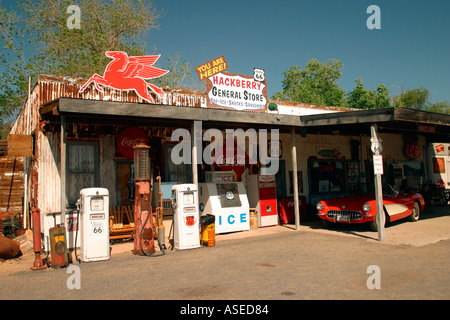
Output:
[336, 214, 348, 222]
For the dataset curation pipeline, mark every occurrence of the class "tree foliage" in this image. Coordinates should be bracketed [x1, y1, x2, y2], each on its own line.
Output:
[273, 58, 449, 115]
[272, 58, 345, 107]
[346, 78, 391, 109]
[19, 0, 160, 78]
[392, 87, 430, 110]
[0, 0, 199, 126]
[0, 2, 28, 123]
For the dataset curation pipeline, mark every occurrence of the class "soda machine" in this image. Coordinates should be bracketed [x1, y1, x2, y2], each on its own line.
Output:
[247, 175, 278, 227]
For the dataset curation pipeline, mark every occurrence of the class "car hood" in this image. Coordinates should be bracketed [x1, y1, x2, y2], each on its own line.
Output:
[320, 194, 375, 208]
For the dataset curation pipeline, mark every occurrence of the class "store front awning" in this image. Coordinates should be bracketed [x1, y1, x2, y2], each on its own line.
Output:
[41, 99, 449, 141]
[40, 97, 301, 130]
[300, 107, 450, 143]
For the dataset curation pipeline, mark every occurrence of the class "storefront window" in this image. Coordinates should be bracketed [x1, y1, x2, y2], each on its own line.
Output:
[67, 142, 99, 206]
[309, 159, 346, 193]
[164, 144, 192, 183]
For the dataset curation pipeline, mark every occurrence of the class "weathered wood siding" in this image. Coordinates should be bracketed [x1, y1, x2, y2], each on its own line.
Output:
[0, 157, 24, 214]
[36, 132, 61, 213]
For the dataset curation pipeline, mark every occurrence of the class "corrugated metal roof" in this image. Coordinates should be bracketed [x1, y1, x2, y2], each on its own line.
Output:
[38, 74, 207, 108]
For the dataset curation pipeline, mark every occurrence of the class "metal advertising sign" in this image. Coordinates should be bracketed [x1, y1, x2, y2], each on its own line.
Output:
[79, 51, 169, 104]
[195, 56, 228, 81]
[117, 127, 149, 159]
[205, 71, 268, 112]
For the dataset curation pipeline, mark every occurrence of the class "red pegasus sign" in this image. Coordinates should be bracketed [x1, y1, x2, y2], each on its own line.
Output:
[79, 51, 169, 103]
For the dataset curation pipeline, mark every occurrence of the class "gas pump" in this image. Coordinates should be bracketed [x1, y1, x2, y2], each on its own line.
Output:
[78, 188, 110, 262]
[171, 184, 200, 250]
[132, 144, 155, 256]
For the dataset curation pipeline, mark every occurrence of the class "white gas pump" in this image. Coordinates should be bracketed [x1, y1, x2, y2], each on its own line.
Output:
[77, 188, 110, 262]
[171, 184, 200, 250]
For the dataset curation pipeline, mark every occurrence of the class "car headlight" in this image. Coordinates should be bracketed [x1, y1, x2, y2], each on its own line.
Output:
[316, 202, 323, 211]
[362, 203, 371, 212]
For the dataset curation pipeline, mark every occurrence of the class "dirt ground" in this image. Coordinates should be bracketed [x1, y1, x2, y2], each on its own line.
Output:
[1, 204, 449, 276]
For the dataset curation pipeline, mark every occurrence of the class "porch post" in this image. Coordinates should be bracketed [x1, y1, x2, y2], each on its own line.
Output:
[191, 122, 198, 188]
[60, 115, 67, 216]
[291, 128, 300, 231]
[370, 123, 385, 241]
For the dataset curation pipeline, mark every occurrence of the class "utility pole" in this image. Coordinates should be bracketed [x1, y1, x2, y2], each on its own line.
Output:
[370, 124, 385, 241]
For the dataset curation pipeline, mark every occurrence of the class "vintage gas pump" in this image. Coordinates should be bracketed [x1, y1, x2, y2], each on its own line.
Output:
[171, 184, 200, 250]
[78, 188, 110, 262]
[132, 144, 155, 256]
[30, 207, 47, 270]
[48, 223, 69, 268]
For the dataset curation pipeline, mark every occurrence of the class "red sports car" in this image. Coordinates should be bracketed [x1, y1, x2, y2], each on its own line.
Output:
[316, 184, 425, 231]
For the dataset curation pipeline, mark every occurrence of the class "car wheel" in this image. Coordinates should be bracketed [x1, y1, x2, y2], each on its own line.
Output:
[408, 201, 420, 222]
[322, 219, 330, 229]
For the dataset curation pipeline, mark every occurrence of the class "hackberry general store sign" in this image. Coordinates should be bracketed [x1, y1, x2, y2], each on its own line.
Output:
[206, 71, 268, 112]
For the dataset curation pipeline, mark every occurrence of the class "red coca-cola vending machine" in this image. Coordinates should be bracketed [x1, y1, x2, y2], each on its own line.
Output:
[248, 175, 278, 227]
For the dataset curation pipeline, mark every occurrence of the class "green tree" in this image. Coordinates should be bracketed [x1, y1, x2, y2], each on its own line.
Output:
[272, 58, 345, 107]
[152, 51, 201, 90]
[393, 87, 430, 110]
[427, 100, 450, 114]
[20, 0, 161, 78]
[346, 78, 391, 109]
[0, 2, 28, 123]
[0, 0, 199, 125]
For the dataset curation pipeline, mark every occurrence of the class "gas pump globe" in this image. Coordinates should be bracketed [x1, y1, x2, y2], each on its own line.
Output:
[134, 145, 151, 181]
[132, 144, 155, 255]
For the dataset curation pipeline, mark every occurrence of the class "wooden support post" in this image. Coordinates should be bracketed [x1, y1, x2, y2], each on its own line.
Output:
[370, 124, 385, 242]
[291, 128, 300, 231]
[61, 116, 67, 217]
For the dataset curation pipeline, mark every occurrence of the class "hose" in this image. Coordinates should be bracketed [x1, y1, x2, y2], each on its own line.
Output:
[74, 206, 81, 263]
[139, 179, 166, 257]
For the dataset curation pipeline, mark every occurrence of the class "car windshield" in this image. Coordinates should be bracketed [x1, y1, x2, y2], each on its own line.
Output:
[363, 183, 398, 196]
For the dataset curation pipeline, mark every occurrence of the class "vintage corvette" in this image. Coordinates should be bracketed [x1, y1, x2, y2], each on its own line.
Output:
[316, 184, 425, 231]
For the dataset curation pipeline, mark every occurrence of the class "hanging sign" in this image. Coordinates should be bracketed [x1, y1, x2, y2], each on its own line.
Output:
[195, 56, 228, 81]
[373, 155, 384, 175]
[117, 127, 149, 159]
[206, 71, 267, 112]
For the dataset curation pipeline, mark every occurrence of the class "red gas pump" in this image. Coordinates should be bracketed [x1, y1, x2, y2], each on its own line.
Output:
[132, 144, 155, 256]
[30, 207, 46, 270]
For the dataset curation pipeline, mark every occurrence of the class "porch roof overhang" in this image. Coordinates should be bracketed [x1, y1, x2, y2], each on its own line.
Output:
[300, 107, 450, 143]
[41, 97, 301, 130]
[40, 98, 450, 142]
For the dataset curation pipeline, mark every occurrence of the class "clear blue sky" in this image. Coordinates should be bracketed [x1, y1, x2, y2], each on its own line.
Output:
[148, 0, 450, 103]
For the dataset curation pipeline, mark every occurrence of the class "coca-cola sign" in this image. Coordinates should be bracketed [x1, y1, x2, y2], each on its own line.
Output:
[117, 127, 149, 159]
[212, 137, 249, 181]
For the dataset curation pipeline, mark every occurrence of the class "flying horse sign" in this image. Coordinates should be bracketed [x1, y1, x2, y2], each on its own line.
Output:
[79, 51, 169, 103]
